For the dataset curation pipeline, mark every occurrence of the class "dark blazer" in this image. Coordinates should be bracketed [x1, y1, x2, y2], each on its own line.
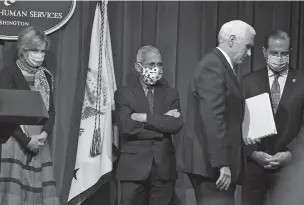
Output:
[181, 48, 245, 184]
[241, 67, 304, 157]
[114, 75, 183, 181]
[0, 63, 56, 148]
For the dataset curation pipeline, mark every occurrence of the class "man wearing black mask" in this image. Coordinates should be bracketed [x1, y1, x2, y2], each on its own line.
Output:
[241, 30, 304, 205]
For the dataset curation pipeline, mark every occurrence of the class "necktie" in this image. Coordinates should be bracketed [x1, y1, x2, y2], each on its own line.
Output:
[270, 74, 281, 114]
[146, 86, 154, 113]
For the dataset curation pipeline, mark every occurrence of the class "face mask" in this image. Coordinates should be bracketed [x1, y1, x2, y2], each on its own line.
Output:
[138, 63, 163, 85]
[24, 51, 45, 67]
[267, 54, 289, 73]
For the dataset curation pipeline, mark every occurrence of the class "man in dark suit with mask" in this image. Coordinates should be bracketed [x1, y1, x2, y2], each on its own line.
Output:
[241, 30, 304, 205]
[114, 45, 183, 205]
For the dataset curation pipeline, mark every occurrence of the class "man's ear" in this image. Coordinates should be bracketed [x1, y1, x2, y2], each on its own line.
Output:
[135, 63, 142, 73]
[228, 35, 236, 47]
[262, 47, 267, 59]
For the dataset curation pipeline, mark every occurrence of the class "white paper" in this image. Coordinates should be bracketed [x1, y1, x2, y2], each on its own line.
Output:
[242, 93, 277, 140]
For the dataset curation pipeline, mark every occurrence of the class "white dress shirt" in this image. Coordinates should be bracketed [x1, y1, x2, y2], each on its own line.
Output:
[268, 68, 289, 97]
[216, 47, 235, 75]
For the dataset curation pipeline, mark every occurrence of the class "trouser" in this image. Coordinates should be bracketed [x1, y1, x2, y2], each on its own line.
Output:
[188, 173, 236, 205]
[121, 160, 175, 205]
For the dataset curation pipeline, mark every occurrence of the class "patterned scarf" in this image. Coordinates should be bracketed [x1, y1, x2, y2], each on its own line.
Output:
[16, 59, 53, 110]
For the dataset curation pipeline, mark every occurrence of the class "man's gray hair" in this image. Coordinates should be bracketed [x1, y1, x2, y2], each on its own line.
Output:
[136, 45, 160, 63]
[218, 20, 256, 43]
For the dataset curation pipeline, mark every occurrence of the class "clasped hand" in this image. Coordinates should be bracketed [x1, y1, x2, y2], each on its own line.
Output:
[251, 151, 292, 169]
[26, 132, 48, 153]
[216, 151, 292, 191]
[131, 109, 180, 122]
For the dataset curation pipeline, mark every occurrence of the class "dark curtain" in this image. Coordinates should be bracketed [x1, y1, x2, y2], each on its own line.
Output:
[0, 1, 97, 205]
[107, 1, 304, 205]
[1, 1, 304, 205]
[47, 2, 96, 205]
[108, 1, 304, 117]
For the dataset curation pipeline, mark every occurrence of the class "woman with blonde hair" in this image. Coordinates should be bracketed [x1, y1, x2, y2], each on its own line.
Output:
[0, 27, 60, 205]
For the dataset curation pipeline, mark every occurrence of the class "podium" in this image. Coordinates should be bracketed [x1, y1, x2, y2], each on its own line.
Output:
[0, 89, 49, 170]
[0, 89, 49, 125]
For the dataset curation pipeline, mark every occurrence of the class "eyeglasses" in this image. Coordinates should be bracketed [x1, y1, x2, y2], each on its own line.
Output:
[140, 62, 164, 68]
[27, 49, 45, 52]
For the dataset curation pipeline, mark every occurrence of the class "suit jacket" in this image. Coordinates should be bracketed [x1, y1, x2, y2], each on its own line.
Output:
[114, 75, 183, 181]
[0, 63, 56, 147]
[241, 67, 304, 157]
[180, 48, 245, 184]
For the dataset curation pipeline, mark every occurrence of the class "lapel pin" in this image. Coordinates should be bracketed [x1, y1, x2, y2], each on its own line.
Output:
[292, 79, 296, 83]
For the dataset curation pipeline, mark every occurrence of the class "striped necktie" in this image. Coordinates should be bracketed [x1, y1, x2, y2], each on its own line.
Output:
[270, 73, 281, 114]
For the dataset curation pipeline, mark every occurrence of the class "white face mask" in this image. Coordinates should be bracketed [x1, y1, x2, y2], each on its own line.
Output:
[25, 51, 45, 67]
[138, 63, 163, 85]
[267, 54, 289, 73]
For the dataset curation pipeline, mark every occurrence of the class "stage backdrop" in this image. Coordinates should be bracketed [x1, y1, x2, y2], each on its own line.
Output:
[1, 1, 304, 205]
[107, 2, 304, 205]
